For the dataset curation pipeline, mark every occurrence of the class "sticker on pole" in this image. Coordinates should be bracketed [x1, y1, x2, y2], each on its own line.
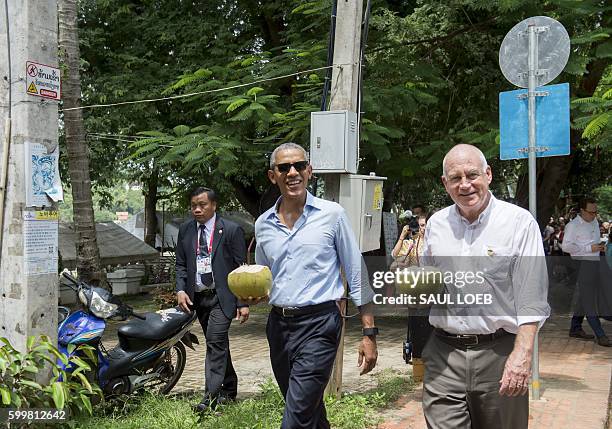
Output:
[26, 61, 61, 100]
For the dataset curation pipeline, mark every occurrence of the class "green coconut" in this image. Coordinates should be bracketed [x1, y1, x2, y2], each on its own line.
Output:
[395, 266, 444, 308]
[227, 264, 272, 300]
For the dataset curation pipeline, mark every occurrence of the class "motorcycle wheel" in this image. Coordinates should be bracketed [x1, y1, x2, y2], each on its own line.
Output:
[155, 342, 187, 395]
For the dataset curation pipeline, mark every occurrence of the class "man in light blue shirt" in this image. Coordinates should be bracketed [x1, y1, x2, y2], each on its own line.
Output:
[255, 142, 378, 429]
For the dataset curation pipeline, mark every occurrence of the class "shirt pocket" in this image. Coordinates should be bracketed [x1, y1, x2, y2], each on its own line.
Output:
[479, 244, 514, 281]
[294, 237, 334, 274]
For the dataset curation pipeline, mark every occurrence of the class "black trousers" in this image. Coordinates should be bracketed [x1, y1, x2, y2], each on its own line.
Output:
[266, 306, 341, 429]
[195, 292, 237, 399]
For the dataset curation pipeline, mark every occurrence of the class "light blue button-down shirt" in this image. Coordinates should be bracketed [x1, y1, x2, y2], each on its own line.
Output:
[255, 192, 373, 308]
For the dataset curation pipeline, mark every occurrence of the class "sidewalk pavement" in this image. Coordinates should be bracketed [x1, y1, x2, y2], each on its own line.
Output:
[378, 315, 612, 429]
[110, 308, 611, 428]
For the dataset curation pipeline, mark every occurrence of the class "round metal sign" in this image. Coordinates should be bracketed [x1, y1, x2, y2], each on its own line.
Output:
[499, 16, 570, 88]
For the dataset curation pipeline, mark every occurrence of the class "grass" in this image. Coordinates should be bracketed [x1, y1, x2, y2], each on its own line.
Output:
[73, 371, 412, 429]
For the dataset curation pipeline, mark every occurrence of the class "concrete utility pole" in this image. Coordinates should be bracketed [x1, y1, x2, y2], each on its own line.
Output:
[323, 0, 364, 398]
[0, 0, 60, 351]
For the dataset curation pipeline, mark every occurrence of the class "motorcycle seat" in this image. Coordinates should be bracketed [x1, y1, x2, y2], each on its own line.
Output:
[118, 307, 193, 341]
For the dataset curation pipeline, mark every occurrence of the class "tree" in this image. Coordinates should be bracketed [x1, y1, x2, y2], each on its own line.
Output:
[75, 0, 610, 231]
[58, 0, 105, 285]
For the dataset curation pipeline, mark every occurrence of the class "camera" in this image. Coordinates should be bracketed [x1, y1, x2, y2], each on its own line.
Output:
[407, 216, 420, 235]
[399, 210, 420, 236]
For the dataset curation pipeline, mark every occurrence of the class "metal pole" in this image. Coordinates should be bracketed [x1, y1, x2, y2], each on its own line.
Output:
[323, 0, 364, 398]
[528, 22, 541, 401]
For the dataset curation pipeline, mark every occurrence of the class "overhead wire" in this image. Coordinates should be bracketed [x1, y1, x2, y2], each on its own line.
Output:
[63, 63, 354, 112]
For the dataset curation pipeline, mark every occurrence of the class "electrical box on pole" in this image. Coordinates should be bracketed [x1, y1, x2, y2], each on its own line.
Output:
[338, 174, 386, 252]
[310, 110, 358, 174]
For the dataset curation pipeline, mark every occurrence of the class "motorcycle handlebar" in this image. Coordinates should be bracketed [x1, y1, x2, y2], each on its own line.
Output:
[62, 272, 80, 289]
[62, 271, 78, 283]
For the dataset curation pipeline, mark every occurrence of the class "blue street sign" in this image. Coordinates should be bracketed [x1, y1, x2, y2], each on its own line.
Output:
[499, 82, 570, 160]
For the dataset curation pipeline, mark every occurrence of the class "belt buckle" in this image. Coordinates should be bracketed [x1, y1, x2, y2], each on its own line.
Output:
[458, 334, 479, 346]
[282, 307, 298, 317]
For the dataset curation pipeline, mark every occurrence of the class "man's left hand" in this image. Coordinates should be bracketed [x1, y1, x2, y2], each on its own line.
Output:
[499, 347, 531, 396]
[357, 336, 378, 375]
[236, 306, 250, 324]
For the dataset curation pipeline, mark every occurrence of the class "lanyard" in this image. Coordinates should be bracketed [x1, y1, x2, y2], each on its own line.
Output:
[196, 221, 215, 256]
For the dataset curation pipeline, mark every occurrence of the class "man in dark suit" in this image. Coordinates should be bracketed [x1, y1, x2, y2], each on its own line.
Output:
[175, 187, 249, 411]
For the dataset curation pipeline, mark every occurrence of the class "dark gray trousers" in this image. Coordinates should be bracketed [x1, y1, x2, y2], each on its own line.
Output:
[422, 332, 528, 429]
[266, 307, 341, 429]
[195, 292, 237, 399]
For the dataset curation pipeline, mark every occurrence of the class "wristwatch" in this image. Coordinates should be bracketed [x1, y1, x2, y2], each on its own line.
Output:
[362, 327, 379, 337]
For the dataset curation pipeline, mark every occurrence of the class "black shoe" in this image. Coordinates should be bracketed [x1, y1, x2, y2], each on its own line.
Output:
[597, 335, 612, 347]
[216, 394, 235, 406]
[193, 397, 218, 414]
[570, 329, 595, 340]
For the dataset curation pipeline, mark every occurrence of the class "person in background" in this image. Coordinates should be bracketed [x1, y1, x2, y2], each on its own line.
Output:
[412, 204, 427, 218]
[558, 216, 566, 227]
[543, 219, 555, 256]
[393, 214, 433, 383]
[392, 214, 426, 263]
[562, 197, 611, 346]
[175, 187, 250, 412]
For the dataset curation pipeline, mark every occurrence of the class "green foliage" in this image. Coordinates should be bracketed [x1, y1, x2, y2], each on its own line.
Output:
[76, 372, 412, 429]
[594, 185, 612, 220]
[0, 335, 102, 416]
[60, 184, 145, 223]
[572, 65, 612, 149]
[76, 0, 611, 217]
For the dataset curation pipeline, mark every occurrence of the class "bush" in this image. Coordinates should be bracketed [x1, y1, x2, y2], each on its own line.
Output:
[0, 335, 103, 417]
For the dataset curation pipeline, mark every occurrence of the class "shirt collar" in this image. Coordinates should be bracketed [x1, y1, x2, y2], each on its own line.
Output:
[452, 191, 496, 226]
[266, 191, 320, 220]
[197, 213, 216, 231]
[577, 214, 596, 226]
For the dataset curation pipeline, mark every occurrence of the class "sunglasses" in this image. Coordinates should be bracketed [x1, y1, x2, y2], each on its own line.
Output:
[274, 161, 309, 173]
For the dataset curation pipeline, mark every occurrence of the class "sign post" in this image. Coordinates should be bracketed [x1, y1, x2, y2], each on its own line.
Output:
[499, 15, 570, 401]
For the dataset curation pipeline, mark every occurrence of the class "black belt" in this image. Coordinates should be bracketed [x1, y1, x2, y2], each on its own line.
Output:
[435, 328, 511, 348]
[272, 301, 337, 318]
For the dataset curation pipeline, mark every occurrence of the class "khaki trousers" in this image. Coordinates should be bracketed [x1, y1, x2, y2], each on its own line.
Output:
[422, 332, 528, 429]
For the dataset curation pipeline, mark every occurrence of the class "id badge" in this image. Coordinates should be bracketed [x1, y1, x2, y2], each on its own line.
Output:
[197, 255, 212, 274]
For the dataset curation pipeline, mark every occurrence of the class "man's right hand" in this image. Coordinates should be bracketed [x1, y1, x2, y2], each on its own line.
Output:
[591, 243, 605, 253]
[177, 291, 193, 313]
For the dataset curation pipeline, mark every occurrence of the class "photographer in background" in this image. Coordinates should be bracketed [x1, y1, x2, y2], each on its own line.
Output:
[391, 210, 432, 382]
[392, 210, 423, 260]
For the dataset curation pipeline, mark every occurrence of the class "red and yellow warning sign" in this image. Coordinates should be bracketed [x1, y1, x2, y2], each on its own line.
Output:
[25, 61, 61, 101]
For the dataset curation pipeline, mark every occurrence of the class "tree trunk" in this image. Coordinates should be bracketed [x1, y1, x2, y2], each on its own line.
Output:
[515, 148, 576, 229]
[229, 178, 280, 218]
[144, 170, 158, 248]
[58, 0, 106, 285]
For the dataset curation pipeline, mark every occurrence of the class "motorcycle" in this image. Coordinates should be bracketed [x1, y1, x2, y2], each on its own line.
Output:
[57, 272, 199, 396]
